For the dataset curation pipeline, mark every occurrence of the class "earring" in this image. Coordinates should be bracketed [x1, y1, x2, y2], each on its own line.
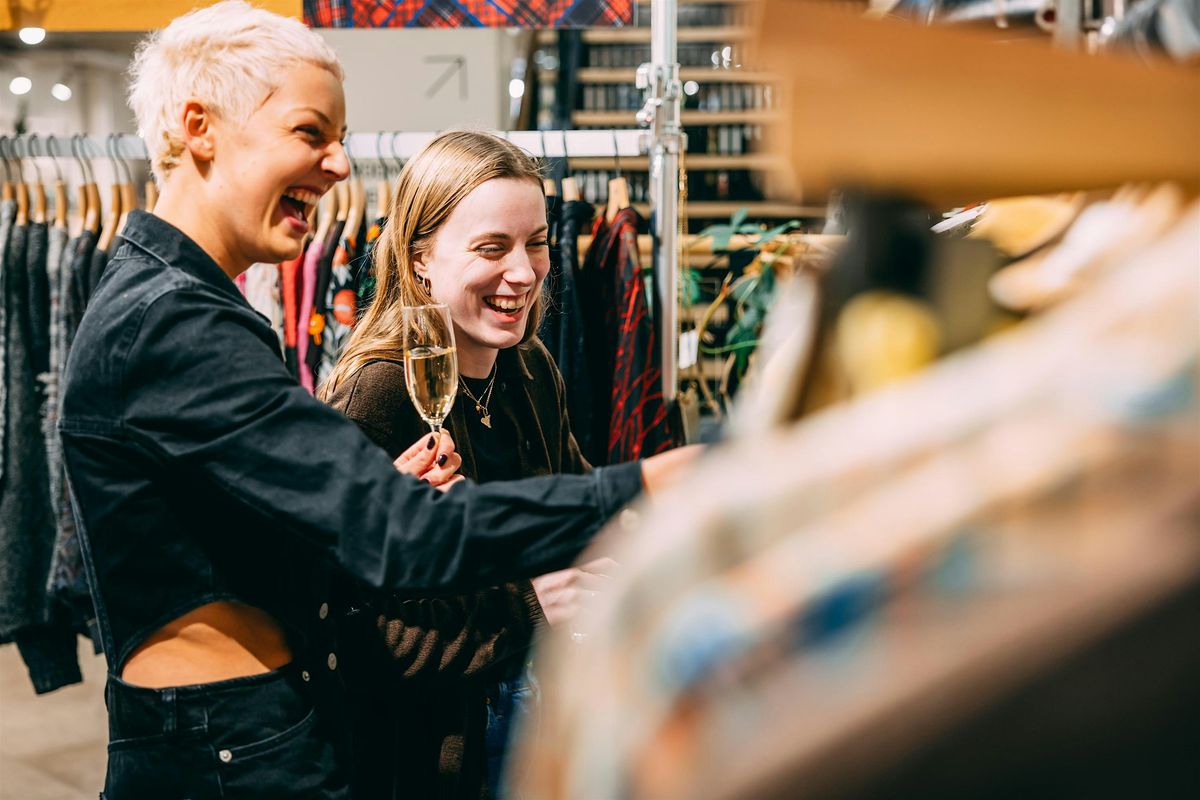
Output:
[415, 272, 431, 293]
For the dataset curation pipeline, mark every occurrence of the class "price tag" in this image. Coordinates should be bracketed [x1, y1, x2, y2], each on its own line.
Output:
[679, 329, 699, 370]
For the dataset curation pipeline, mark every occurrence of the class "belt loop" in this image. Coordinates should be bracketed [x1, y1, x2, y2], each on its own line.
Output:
[161, 687, 177, 735]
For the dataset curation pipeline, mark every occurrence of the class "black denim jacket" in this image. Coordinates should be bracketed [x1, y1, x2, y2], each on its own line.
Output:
[58, 211, 641, 706]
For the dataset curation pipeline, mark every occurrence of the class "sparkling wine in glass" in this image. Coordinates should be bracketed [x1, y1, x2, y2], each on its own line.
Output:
[402, 304, 458, 433]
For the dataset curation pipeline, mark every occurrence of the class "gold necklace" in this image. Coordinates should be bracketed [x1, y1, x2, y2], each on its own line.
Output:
[459, 367, 497, 428]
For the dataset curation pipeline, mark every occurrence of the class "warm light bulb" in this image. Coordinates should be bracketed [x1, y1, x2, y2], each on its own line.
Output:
[52, 82, 73, 102]
[508, 79, 525, 100]
[19, 27, 47, 46]
[9, 76, 33, 96]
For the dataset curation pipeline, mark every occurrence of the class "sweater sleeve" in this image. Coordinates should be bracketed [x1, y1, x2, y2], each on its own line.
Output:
[327, 359, 547, 682]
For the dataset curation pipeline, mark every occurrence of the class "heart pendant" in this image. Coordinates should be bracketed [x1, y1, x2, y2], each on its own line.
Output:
[481, 414, 492, 428]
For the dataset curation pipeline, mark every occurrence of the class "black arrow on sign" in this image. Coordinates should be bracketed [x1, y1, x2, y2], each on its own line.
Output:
[424, 56, 467, 101]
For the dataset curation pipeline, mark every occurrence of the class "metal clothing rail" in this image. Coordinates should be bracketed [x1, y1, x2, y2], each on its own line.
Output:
[79, 130, 649, 164]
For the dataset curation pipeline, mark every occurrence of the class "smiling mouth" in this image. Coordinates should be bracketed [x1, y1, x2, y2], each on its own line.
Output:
[484, 294, 527, 313]
[279, 187, 322, 224]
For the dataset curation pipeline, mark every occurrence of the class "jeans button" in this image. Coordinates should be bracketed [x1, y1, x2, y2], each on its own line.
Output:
[218, 749, 233, 763]
[318, 602, 329, 620]
[327, 652, 338, 671]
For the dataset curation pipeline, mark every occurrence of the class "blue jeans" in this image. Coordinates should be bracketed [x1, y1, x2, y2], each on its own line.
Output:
[484, 667, 539, 799]
[101, 661, 350, 799]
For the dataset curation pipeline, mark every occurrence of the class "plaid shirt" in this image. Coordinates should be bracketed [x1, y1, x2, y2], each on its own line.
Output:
[305, 0, 633, 27]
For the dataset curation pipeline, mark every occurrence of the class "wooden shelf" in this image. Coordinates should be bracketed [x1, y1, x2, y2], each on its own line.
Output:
[570, 67, 777, 84]
[573, 109, 782, 127]
[567, 154, 784, 171]
[591, 202, 825, 220]
[562, 26, 750, 45]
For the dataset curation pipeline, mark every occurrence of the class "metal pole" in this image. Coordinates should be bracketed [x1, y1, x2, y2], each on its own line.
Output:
[638, 0, 683, 403]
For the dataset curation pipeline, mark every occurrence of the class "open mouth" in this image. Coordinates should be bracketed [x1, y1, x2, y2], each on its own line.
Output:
[484, 294, 528, 314]
[279, 187, 320, 228]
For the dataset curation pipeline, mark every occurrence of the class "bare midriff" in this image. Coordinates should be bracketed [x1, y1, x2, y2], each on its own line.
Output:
[119, 601, 293, 688]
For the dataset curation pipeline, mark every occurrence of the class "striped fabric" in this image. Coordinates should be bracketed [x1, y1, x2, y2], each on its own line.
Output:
[305, 0, 634, 28]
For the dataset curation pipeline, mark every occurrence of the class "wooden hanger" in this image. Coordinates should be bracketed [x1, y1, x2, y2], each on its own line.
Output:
[111, 136, 137, 235]
[374, 132, 391, 219]
[46, 136, 70, 229]
[144, 180, 158, 212]
[605, 176, 630, 224]
[98, 137, 124, 251]
[562, 177, 581, 203]
[543, 178, 557, 197]
[604, 132, 629, 223]
[344, 174, 365, 244]
[314, 188, 335, 245]
[10, 136, 31, 226]
[334, 180, 350, 224]
[0, 136, 13, 204]
[26, 136, 49, 225]
[557, 131, 580, 202]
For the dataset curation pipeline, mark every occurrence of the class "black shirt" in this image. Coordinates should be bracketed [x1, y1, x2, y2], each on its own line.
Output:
[58, 210, 643, 722]
[459, 372, 521, 482]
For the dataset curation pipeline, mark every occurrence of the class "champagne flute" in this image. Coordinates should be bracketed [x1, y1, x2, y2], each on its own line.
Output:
[401, 304, 458, 433]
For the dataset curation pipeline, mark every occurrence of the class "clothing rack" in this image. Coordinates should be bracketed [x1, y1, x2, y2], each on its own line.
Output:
[25, 120, 688, 405]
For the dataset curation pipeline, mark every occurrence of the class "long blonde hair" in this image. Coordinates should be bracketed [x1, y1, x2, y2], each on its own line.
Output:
[319, 130, 546, 401]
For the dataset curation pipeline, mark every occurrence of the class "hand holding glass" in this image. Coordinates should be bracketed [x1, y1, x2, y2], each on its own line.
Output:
[402, 304, 458, 433]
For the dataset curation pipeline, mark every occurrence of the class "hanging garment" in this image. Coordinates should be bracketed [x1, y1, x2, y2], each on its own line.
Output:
[297, 236, 326, 393]
[24, 221, 50, 381]
[46, 231, 95, 627]
[280, 254, 304, 379]
[241, 262, 286, 354]
[0, 198, 16, 483]
[513, 204, 1200, 800]
[305, 220, 345, 390]
[67, 230, 97, 335]
[0, 215, 79, 694]
[539, 199, 594, 457]
[578, 206, 676, 465]
[320, 221, 363, 382]
[355, 216, 386, 311]
[40, 225, 70, 590]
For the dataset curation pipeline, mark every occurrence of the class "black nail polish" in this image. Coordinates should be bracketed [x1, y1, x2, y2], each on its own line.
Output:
[437, 454, 448, 467]
[427, 435, 436, 450]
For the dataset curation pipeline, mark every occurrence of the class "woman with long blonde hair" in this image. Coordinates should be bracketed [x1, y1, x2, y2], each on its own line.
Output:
[324, 130, 623, 798]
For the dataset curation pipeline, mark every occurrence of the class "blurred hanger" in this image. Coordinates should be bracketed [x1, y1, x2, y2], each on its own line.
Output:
[46, 135, 70, 229]
[25, 135, 49, 224]
[560, 130, 580, 203]
[388, 131, 408, 200]
[342, 137, 364, 242]
[97, 134, 123, 250]
[0, 136, 14, 204]
[605, 130, 629, 223]
[111, 135, 137, 235]
[71, 135, 99, 236]
[540, 131, 557, 198]
[374, 131, 391, 219]
[11, 136, 31, 226]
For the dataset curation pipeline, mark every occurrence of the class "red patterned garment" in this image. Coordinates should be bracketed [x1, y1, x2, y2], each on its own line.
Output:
[578, 207, 678, 465]
[305, 0, 634, 28]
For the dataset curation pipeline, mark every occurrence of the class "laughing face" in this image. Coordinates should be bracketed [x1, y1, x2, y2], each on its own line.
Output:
[210, 62, 348, 266]
[415, 177, 550, 377]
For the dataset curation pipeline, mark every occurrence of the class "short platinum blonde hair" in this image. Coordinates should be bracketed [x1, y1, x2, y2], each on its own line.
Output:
[128, 0, 344, 185]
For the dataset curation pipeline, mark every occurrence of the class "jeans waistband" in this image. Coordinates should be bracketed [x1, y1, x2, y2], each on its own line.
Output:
[106, 660, 310, 742]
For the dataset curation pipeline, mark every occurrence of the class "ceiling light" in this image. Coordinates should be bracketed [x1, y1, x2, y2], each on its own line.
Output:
[19, 27, 47, 46]
[508, 79, 525, 100]
[52, 82, 73, 102]
[9, 76, 33, 96]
